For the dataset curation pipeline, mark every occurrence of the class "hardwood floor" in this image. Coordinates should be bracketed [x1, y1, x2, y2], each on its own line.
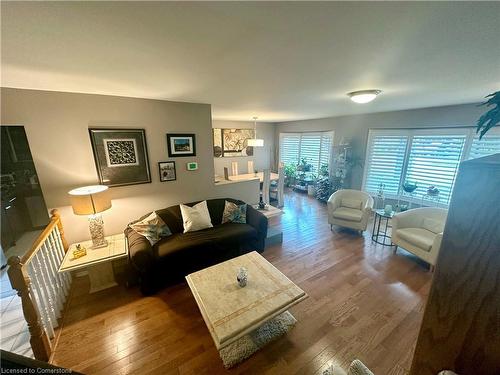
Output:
[52, 192, 432, 374]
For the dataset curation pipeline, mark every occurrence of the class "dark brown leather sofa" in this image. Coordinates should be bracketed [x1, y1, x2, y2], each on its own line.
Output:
[125, 198, 268, 294]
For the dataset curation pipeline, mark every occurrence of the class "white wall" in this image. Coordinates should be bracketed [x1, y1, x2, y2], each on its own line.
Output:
[275, 103, 484, 189]
[1, 88, 259, 243]
[212, 120, 275, 176]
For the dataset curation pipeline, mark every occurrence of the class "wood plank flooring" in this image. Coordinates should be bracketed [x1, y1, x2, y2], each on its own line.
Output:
[52, 192, 431, 374]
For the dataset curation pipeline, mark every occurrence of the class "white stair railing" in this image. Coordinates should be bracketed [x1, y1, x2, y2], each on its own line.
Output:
[7, 209, 72, 361]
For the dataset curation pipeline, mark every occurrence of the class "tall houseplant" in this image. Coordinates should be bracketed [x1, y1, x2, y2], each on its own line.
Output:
[477, 91, 500, 139]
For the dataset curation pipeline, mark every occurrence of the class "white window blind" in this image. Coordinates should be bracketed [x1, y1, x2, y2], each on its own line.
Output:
[364, 135, 408, 196]
[405, 134, 466, 203]
[320, 133, 333, 169]
[279, 132, 333, 172]
[300, 134, 322, 172]
[468, 131, 500, 160]
[279, 133, 301, 167]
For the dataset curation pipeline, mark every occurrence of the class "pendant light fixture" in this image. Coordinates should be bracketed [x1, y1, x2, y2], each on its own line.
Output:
[247, 116, 264, 147]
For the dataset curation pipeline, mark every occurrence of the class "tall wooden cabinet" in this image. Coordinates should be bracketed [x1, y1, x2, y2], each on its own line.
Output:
[410, 154, 500, 375]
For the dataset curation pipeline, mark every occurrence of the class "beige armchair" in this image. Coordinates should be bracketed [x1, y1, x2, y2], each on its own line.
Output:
[392, 207, 448, 270]
[328, 189, 374, 232]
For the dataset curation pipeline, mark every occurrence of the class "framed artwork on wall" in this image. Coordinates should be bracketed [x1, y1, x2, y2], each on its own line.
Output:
[158, 161, 176, 182]
[166, 133, 196, 157]
[212, 128, 255, 157]
[89, 128, 151, 187]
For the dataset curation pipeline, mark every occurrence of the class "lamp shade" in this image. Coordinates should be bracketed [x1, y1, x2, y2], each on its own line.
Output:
[68, 185, 111, 215]
[247, 138, 264, 147]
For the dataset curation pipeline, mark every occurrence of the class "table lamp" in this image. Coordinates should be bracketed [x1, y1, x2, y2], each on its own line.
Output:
[68, 185, 112, 249]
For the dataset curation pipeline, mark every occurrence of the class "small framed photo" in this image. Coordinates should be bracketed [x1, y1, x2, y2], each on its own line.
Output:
[158, 161, 176, 182]
[89, 128, 151, 187]
[167, 133, 196, 157]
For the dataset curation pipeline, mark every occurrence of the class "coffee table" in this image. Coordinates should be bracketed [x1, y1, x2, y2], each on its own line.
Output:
[185, 251, 307, 351]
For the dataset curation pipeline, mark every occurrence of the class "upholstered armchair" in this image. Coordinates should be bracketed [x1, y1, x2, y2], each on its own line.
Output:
[327, 189, 374, 232]
[392, 207, 448, 271]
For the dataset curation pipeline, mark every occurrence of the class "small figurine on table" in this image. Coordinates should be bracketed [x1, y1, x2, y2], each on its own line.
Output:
[72, 244, 87, 260]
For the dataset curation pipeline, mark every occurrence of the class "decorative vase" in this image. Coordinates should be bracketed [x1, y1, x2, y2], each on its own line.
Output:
[258, 196, 265, 210]
[307, 185, 316, 196]
[237, 267, 248, 287]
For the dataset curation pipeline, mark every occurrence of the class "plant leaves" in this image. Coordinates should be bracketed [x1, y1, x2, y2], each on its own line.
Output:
[476, 91, 500, 139]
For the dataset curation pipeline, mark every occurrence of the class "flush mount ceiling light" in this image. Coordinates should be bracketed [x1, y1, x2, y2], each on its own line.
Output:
[247, 116, 264, 147]
[347, 89, 382, 104]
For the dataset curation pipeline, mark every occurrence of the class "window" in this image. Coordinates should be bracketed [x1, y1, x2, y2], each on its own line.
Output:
[279, 134, 301, 167]
[467, 129, 500, 160]
[363, 128, 500, 205]
[364, 135, 408, 196]
[279, 132, 333, 172]
[405, 134, 466, 203]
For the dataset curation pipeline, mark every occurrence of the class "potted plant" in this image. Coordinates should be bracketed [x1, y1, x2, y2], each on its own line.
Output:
[297, 158, 312, 172]
[477, 91, 499, 139]
[283, 164, 297, 187]
[315, 163, 332, 202]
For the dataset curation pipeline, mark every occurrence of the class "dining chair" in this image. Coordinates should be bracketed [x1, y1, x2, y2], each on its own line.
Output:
[247, 160, 254, 174]
[270, 165, 285, 207]
[231, 161, 239, 176]
[261, 169, 271, 205]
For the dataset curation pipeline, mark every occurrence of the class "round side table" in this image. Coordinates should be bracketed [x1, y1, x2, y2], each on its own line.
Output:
[372, 209, 395, 246]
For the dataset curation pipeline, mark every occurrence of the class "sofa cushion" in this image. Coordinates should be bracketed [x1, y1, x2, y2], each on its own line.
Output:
[332, 207, 363, 222]
[341, 198, 363, 210]
[129, 211, 171, 245]
[180, 201, 213, 233]
[422, 217, 445, 234]
[155, 223, 257, 258]
[396, 228, 435, 251]
[222, 201, 247, 224]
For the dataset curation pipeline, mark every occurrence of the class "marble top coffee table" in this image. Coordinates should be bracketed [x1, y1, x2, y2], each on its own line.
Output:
[185, 251, 307, 351]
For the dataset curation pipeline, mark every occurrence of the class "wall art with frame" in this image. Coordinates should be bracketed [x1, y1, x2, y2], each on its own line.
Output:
[158, 161, 176, 182]
[89, 128, 151, 187]
[166, 133, 196, 157]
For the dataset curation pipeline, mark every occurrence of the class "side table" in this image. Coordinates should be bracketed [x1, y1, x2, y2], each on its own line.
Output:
[59, 233, 128, 293]
[372, 209, 395, 246]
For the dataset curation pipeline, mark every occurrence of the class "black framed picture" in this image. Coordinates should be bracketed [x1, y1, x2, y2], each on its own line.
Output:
[89, 128, 151, 187]
[166, 133, 196, 157]
[158, 161, 176, 182]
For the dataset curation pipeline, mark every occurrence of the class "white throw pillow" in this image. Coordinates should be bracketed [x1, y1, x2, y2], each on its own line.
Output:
[422, 217, 445, 234]
[342, 198, 362, 210]
[180, 201, 213, 233]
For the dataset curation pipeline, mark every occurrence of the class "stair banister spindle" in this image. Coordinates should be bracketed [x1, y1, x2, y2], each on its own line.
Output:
[29, 255, 55, 337]
[7, 256, 51, 361]
[54, 226, 71, 291]
[51, 230, 70, 295]
[45, 235, 63, 293]
[27, 264, 54, 339]
[40, 242, 62, 318]
[48, 232, 67, 297]
[33, 252, 57, 326]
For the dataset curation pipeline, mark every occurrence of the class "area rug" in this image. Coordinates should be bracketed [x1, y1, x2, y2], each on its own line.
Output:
[218, 310, 296, 368]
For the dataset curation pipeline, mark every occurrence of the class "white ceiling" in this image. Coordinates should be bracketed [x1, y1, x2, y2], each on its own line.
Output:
[2, 2, 499, 122]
